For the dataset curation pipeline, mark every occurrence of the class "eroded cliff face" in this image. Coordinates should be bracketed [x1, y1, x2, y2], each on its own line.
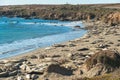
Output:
[0, 10, 95, 21]
[40, 12, 95, 21]
[0, 5, 120, 25]
[105, 12, 120, 25]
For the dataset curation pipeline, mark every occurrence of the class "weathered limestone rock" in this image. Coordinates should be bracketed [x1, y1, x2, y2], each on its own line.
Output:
[82, 50, 120, 78]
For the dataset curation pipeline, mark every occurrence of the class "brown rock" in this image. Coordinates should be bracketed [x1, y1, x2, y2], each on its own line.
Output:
[46, 64, 73, 75]
[85, 50, 120, 73]
[105, 12, 120, 26]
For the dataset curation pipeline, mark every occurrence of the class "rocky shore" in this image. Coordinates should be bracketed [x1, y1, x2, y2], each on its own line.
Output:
[0, 4, 120, 80]
[0, 20, 120, 80]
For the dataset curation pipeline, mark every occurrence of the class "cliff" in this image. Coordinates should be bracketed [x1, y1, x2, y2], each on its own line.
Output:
[0, 4, 120, 25]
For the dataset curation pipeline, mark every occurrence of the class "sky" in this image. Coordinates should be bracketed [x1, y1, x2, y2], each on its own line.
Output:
[0, 0, 120, 6]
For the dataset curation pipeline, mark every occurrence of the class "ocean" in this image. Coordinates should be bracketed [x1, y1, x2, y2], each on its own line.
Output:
[0, 17, 86, 59]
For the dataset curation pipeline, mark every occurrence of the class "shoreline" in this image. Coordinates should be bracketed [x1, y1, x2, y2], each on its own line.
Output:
[1, 19, 87, 60]
[4, 28, 87, 60]
[0, 18, 86, 59]
[5, 33, 88, 60]
[0, 20, 120, 80]
[0, 4, 120, 80]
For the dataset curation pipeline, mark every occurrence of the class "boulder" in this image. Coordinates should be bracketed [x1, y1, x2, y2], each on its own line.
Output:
[83, 50, 120, 77]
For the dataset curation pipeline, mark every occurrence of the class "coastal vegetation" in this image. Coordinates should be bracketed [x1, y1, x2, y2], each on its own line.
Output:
[0, 4, 120, 25]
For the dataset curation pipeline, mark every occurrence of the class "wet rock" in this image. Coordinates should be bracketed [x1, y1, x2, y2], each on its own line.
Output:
[74, 25, 81, 29]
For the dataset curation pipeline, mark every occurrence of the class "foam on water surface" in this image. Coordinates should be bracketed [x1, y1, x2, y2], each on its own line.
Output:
[0, 17, 86, 59]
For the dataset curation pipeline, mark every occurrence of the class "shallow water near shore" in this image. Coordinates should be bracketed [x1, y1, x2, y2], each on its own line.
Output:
[0, 17, 86, 59]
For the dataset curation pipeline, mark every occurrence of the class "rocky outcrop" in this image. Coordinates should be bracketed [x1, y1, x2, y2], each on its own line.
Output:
[81, 50, 120, 78]
[105, 12, 120, 25]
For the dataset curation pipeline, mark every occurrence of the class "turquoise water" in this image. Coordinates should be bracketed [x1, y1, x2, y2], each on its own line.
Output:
[0, 17, 86, 59]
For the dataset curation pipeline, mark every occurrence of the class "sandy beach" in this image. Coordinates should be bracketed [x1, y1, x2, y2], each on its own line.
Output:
[0, 20, 120, 80]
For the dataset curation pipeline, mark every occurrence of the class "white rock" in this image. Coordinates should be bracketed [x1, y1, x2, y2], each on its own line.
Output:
[17, 76, 23, 80]
[102, 48, 108, 50]
[88, 52, 95, 55]
[26, 74, 31, 79]
[85, 55, 90, 58]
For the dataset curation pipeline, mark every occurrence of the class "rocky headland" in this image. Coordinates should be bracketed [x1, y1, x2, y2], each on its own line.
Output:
[0, 4, 120, 80]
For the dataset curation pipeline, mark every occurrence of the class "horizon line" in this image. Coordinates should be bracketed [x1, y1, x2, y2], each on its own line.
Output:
[0, 2, 120, 6]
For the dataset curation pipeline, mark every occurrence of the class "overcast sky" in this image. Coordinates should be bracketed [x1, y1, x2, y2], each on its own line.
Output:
[0, 0, 120, 5]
